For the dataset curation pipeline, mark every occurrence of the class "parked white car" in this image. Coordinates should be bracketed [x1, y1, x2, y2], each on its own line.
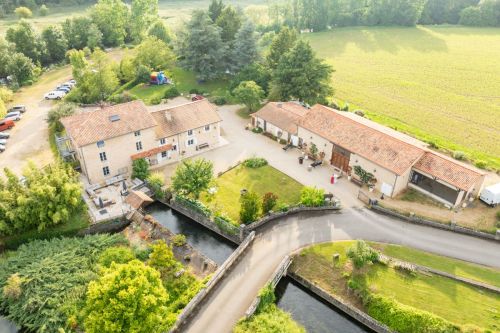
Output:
[0, 138, 7, 145]
[0, 132, 9, 139]
[44, 90, 66, 100]
[3, 111, 22, 121]
[0, 144, 5, 152]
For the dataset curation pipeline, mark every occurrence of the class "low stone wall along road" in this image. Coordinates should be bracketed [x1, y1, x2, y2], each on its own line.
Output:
[183, 207, 500, 333]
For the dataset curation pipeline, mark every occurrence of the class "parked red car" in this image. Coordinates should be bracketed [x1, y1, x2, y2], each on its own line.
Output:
[0, 119, 15, 132]
[191, 95, 204, 101]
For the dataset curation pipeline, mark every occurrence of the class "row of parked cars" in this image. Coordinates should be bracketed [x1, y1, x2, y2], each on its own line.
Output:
[44, 79, 76, 100]
[0, 105, 26, 152]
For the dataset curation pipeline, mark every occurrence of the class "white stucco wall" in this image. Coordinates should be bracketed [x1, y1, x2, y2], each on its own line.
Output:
[297, 127, 333, 161]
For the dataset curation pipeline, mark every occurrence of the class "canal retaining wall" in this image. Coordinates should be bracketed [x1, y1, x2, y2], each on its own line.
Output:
[170, 231, 255, 333]
[288, 271, 393, 333]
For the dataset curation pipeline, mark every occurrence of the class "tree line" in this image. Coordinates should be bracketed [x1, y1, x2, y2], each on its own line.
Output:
[264, 0, 500, 30]
[0, 0, 165, 87]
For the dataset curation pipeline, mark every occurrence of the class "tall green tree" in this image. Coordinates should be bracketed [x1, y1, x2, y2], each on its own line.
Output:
[62, 17, 102, 50]
[6, 52, 35, 85]
[41, 25, 67, 64]
[90, 0, 129, 46]
[266, 26, 297, 71]
[171, 158, 214, 199]
[148, 20, 172, 44]
[67, 49, 88, 83]
[271, 40, 333, 104]
[0, 39, 13, 78]
[233, 80, 264, 112]
[130, 0, 159, 42]
[84, 260, 170, 333]
[208, 0, 225, 22]
[232, 20, 259, 73]
[132, 158, 150, 180]
[5, 19, 44, 64]
[134, 36, 175, 71]
[230, 63, 272, 94]
[216, 5, 242, 42]
[177, 10, 226, 80]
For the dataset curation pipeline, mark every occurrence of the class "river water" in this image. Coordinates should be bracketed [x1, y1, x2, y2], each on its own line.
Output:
[147, 203, 372, 333]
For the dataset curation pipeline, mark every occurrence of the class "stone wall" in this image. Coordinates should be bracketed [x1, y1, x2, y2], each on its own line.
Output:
[288, 271, 393, 333]
[370, 203, 499, 242]
[170, 231, 256, 333]
[77, 218, 130, 236]
[245, 205, 341, 233]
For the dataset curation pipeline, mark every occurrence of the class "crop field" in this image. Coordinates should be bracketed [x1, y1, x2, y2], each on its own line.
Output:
[0, 0, 266, 36]
[304, 26, 500, 170]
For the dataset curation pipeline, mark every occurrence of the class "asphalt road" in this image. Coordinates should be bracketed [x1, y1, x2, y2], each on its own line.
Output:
[184, 207, 500, 333]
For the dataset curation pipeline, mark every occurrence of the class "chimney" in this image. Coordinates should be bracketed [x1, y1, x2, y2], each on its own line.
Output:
[165, 111, 172, 122]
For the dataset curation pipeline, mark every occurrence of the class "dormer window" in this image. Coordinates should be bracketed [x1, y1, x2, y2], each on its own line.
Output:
[134, 131, 141, 137]
[187, 129, 193, 136]
[160, 138, 166, 145]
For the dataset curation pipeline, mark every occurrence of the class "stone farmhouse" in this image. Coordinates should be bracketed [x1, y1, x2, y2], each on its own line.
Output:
[61, 99, 222, 184]
[252, 102, 485, 207]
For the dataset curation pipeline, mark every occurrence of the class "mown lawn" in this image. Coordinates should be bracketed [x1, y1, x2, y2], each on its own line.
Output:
[304, 26, 500, 170]
[293, 241, 500, 332]
[201, 164, 303, 222]
[128, 83, 171, 104]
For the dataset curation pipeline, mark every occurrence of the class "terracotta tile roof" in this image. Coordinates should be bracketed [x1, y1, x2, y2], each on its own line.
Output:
[151, 99, 222, 138]
[300, 105, 425, 175]
[252, 102, 309, 135]
[61, 101, 157, 147]
[125, 190, 154, 209]
[413, 152, 484, 191]
[131, 144, 172, 160]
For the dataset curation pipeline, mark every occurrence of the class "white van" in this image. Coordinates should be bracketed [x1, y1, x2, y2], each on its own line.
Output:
[479, 183, 500, 207]
[44, 90, 66, 100]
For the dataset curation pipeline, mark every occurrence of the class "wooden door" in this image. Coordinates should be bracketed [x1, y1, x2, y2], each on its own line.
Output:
[330, 152, 349, 171]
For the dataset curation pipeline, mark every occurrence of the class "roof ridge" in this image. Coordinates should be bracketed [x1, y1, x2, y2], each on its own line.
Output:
[313, 104, 425, 153]
[150, 99, 208, 114]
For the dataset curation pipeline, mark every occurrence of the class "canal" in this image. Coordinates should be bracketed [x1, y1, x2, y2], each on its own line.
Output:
[147, 203, 371, 332]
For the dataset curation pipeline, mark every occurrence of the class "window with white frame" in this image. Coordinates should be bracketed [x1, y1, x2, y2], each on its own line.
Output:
[97, 140, 105, 148]
[99, 152, 107, 161]
[187, 139, 194, 146]
[171, 144, 177, 151]
[102, 166, 110, 176]
[134, 131, 141, 137]
[160, 138, 166, 145]
[204, 125, 210, 131]
[187, 129, 193, 136]
[161, 151, 167, 158]
[136, 141, 143, 151]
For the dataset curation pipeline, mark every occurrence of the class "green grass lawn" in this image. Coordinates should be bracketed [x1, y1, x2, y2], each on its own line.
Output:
[128, 83, 171, 104]
[201, 164, 303, 222]
[293, 241, 500, 332]
[304, 26, 500, 170]
[370, 242, 500, 288]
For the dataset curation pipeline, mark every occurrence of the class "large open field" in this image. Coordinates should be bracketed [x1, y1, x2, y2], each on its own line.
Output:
[304, 26, 500, 170]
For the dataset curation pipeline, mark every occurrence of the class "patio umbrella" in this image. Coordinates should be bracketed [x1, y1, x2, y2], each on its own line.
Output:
[98, 196, 104, 209]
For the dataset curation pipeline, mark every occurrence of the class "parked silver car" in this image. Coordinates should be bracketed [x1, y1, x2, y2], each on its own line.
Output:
[0, 132, 10, 139]
[3, 111, 22, 121]
[9, 105, 26, 113]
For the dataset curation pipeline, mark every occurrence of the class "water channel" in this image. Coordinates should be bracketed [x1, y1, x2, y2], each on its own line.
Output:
[147, 202, 372, 333]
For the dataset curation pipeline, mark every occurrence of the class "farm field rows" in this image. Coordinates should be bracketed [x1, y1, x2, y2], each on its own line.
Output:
[304, 26, 500, 170]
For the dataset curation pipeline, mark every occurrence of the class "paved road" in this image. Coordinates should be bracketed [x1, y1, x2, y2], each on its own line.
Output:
[184, 207, 500, 333]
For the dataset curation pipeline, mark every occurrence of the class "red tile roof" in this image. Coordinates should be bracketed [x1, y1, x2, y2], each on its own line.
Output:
[253, 102, 309, 135]
[151, 99, 221, 138]
[300, 105, 425, 175]
[131, 144, 172, 160]
[413, 152, 484, 191]
[61, 101, 157, 147]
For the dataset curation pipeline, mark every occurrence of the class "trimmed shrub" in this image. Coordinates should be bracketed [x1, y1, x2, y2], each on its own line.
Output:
[243, 157, 268, 168]
[276, 202, 290, 212]
[189, 88, 204, 95]
[15, 6, 32, 18]
[175, 194, 212, 217]
[474, 160, 486, 169]
[366, 295, 461, 333]
[256, 284, 276, 313]
[172, 234, 187, 247]
[452, 151, 466, 160]
[211, 96, 227, 105]
[262, 192, 278, 214]
[239, 191, 260, 224]
[300, 186, 325, 207]
[346, 240, 379, 269]
[214, 214, 239, 235]
[147, 172, 165, 199]
[252, 127, 263, 133]
[164, 86, 180, 99]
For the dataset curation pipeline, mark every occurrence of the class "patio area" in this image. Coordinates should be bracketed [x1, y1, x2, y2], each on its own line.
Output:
[81, 175, 149, 223]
